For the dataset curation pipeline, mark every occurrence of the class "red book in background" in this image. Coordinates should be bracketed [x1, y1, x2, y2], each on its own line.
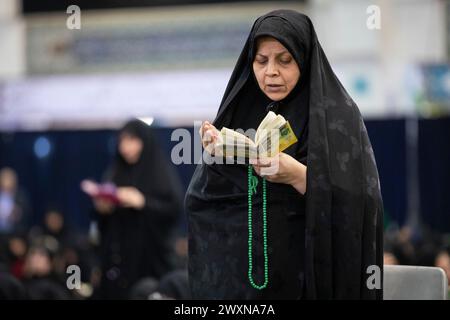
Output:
[81, 179, 121, 205]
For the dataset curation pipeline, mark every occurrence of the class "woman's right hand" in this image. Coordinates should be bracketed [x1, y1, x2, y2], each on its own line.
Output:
[199, 121, 220, 155]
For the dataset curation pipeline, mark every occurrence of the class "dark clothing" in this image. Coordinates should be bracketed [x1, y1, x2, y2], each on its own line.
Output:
[188, 182, 305, 299]
[157, 269, 191, 300]
[0, 272, 29, 300]
[189, 77, 308, 298]
[185, 10, 383, 300]
[97, 120, 183, 299]
[23, 275, 71, 300]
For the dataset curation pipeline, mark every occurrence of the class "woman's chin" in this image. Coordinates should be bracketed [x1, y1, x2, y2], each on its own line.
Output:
[265, 91, 287, 102]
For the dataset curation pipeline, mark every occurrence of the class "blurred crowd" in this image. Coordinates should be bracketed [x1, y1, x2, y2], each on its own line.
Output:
[384, 223, 450, 297]
[1, 160, 449, 299]
[0, 123, 190, 300]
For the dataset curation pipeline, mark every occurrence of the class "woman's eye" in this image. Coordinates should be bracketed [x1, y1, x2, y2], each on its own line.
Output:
[280, 59, 292, 64]
[256, 59, 267, 64]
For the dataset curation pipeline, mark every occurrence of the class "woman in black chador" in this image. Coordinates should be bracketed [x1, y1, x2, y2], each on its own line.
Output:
[94, 119, 183, 299]
[185, 10, 384, 299]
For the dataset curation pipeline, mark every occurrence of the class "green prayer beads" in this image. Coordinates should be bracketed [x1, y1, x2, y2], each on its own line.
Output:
[247, 165, 268, 290]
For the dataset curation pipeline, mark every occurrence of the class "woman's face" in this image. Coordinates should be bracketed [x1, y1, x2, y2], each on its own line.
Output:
[119, 133, 143, 164]
[253, 37, 301, 101]
[0, 168, 17, 193]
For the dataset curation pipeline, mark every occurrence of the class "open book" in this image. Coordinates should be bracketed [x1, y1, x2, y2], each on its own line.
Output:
[215, 111, 298, 159]
[80, 179, 121, 205]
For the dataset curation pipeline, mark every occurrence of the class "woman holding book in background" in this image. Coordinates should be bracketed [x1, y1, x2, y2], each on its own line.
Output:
[93, 119, 183, 299]
[185, 10, 384, 299]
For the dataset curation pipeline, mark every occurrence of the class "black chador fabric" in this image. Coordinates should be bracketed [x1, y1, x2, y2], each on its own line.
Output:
[97, 119, 183, 299]
[185, 10, 383, 299]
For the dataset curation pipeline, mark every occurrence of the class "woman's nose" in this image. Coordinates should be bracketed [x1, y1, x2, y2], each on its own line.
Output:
[265, 60, 279, 77]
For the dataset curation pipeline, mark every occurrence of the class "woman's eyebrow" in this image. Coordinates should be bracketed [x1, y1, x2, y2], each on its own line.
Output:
[256, 51, 290, 58]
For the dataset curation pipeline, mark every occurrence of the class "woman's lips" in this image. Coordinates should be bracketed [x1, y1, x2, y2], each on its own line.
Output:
[266, 84, 284, 92]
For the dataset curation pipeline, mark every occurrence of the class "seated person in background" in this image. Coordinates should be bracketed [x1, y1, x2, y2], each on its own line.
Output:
[22, 246, 71, 300]
[434, 247, 450, 298]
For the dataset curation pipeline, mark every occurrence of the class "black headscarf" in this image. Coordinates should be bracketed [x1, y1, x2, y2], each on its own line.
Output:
[111, 119, 183, 213]
[186, 10, 383, 299]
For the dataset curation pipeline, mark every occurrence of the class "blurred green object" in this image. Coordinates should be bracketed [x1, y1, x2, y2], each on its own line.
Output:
[414, 64, 450, 118]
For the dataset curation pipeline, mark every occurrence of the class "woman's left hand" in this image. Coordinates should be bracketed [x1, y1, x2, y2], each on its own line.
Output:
[117, 187, 146, 209]
[252, 152, 307, 195]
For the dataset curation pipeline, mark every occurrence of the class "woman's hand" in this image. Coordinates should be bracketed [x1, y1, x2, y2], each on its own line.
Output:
[94, 198, 114, 215]
[199, 121, 221, 155]
[252, 152, 307, 195]
[117, 187, 146, 209]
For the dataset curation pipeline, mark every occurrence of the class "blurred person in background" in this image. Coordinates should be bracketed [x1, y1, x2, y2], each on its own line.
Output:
[22, 246, 71, 300]
[128, 277, 159, 300]
[434, 246, 450, 298]
[27, 207, 98, 299]
[0, 272, 28, 300]
[0, 167, 32, 279]
[383, 251, 399, 266]
[0, 167, 31, 235]
[28, 208, 80, 254]
[6, 234, 28, 280]
[131, 269, 190, 300]
[155, 269, 190, 300]
[92, 119, 183, 299]
[384, 225, 417, 265]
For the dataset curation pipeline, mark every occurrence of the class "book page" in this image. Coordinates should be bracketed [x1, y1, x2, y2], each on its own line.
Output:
[220, 127, 255, 146]
[255, 113, 285, 147]
[257, 115, 298, 157]
[255, 111, 277, 145]
[216, 127, 257, 158]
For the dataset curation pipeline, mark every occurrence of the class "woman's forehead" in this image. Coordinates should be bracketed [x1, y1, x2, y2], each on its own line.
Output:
[255, 37, 290, 53]
[119, 131, 140, 140]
